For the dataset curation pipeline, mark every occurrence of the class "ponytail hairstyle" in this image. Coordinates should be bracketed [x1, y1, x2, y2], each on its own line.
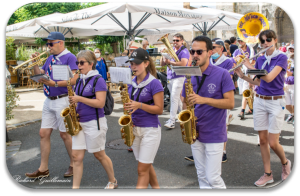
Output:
[145, 57, 157, 78]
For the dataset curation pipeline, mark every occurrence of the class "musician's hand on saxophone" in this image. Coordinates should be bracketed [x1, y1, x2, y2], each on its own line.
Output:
[188, 91, 206, 105]
[69, 95, 81, 104]
[124, 100, 140, 114]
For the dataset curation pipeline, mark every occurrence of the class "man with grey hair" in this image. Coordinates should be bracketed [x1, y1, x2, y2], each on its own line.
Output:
[142, 39, 149, 52]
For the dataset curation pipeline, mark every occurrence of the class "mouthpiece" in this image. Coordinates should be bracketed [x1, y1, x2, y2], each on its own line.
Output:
[192, 60, 197, 66]
[132, 71, 136, 75]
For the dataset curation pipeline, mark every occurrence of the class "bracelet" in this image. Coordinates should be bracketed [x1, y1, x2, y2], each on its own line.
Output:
[140, 102, 142, 109]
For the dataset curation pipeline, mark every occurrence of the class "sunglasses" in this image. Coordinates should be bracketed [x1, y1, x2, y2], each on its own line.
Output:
[173, 39, 181, 42]
[46, 41, 60, 47]
[260, 38, 272, 44]
[190, 49, 207, 55]
[76, 61, 89, 65]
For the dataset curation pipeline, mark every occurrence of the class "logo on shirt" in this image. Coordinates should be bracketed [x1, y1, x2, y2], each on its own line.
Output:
[207, 83, 216, 94]
[140, 88, 148, 96]
[84, 84, 92, 92]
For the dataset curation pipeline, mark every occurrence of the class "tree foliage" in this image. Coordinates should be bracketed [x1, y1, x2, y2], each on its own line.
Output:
[6, 84, 20, 121]
[8, 2, 106, 25]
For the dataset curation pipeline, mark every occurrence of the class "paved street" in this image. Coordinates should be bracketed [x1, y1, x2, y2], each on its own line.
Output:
[6, 90, 294, 189]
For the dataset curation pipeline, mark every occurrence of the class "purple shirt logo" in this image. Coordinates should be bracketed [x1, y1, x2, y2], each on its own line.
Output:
[140, 88, 148, 96]
[208, 83, 216, 94]
[84, 84, 92, 92]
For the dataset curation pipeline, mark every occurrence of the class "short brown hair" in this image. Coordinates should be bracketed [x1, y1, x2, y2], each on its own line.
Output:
[77, 50, 97, 70]
[259, 30, 277, 43]
[173, 33, 184, 40]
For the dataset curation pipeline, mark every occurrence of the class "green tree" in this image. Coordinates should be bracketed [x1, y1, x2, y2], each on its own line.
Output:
[8, 2, 106, 25]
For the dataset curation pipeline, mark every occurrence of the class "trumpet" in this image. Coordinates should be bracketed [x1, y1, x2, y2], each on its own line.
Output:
[12, 51, 49, 74]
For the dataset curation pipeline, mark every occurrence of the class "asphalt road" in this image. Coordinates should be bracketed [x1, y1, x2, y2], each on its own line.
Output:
[6, 95, 294, 189]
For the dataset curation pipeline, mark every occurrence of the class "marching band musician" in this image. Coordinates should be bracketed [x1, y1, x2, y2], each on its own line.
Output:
[124, 48, 164, 189]
[284, 45, 294, 125]
[25, 32, 79, 179]
[182, 36, 235, 189]
[69, 50, 117, 189]
[233, 38, 256, 119]
[162, 33, 190, 129]
[234, 30, 291, 187]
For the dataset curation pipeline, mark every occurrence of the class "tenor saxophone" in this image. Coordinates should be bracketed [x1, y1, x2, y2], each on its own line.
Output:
[118, 82, 135, 147]
[178, 75, 198, 145]
[60, 70, 82, 136]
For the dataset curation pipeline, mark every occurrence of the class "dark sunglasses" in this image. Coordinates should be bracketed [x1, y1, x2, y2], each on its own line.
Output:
[190, 49, 207, 55]
[260, 38, 272, 44]
[173, 39, 181, 42]
[76, 61, 89, 65]
[46, 41, 60, 47]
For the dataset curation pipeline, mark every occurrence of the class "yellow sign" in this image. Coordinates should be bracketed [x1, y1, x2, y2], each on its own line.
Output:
[237, 12, 269, 44]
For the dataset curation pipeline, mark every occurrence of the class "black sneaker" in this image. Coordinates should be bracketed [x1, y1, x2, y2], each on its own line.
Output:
[237, 112, 245, 120]
[222, 153, 227, 163]
[184, 156, 194, 162]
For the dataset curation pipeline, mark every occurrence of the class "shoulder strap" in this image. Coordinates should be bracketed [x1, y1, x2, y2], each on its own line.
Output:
[79, 76, 94, 96]
[196, 75, 207, 94]
[92, 75, 102, 94]
[131, 86, 154, 105]
[177, 45, 186, 56]
[74, 77, 81, 93]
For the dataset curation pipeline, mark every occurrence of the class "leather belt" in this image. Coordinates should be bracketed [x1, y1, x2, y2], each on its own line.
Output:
[48, 94, 68, 100]
[255, 94, 284, 100]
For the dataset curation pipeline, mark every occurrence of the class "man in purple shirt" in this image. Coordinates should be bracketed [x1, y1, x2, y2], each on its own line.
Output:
[25, 32, 79, 179]
[182, 36, 235, 189]
[161, 33, 190, 129]
[233, 37, 256, 119]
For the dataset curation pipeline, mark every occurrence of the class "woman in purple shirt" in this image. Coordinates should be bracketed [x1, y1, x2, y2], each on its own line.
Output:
[125, 48, 164, 189]
[235, 30, 291, 187]
[68, 50, 117, 189]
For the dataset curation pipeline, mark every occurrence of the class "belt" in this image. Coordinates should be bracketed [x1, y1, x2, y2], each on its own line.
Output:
[255, 94, 284, 100]
[48, 94, 68, 100]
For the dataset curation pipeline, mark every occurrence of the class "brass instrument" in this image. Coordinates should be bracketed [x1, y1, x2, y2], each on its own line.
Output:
[118, 82, 135, 147]
[12, 51, 49, 74]
[158, 33, 180, 70]
[178, 75, 198, 145]
[60, 70, 82, 136]
[243, 88, 254, 110]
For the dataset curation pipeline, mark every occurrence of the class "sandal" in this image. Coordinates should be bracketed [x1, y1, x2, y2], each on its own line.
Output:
[245, 110, 253, 115]
[127, 147, 133, 152]
[104, 179, 118, 189]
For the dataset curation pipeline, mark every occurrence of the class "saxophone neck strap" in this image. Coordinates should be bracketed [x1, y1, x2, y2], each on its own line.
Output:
[196, 74, 207, 95]
[131, 87, 154, 105]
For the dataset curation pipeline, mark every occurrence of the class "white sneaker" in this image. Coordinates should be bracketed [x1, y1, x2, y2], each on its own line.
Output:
[164, 119, 175, 129]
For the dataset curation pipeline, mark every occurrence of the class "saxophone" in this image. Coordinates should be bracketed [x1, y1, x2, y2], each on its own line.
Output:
[118, 82, 135, 147]
[177, 75, 198, 145]
[60, 70, 82, 136]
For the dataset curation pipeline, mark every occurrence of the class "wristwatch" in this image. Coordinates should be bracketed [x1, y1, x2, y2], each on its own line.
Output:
[55, 81, 58, 88]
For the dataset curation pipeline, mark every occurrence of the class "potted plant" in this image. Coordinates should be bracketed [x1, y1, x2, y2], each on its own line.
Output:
[6, 37, 17, 65]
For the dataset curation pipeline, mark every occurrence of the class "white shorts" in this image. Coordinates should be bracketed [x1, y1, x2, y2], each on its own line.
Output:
[285, 85, 294, 105]
[41, 96, 69, 132]
[72, 117, 108, 153]
[131, 126, 161, 164]
[237, 77, 249, 95]
[253, 95, 285, 134]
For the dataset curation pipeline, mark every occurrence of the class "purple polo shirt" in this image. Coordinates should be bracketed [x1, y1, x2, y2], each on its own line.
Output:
[232, 46, 256, 61]
[128, 73, 164, 128]
[42, 52, 78, 97]
[284, 69, 295, 85]
[75, 75, 107, 122]
[212, 57, 234, 75]
[255, 54, 288, 96]
[182, 64, 235, 143]
[167, 45, 190, 79]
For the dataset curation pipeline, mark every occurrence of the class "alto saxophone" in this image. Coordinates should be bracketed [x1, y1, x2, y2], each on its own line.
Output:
[60, 70, 82, 136]
[178, 75, 198, 145]
[118, 82, 135, 147]
[243, 88, 254, 111]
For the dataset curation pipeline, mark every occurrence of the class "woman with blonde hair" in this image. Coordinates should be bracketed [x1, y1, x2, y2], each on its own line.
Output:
[69, 50, 117, 189]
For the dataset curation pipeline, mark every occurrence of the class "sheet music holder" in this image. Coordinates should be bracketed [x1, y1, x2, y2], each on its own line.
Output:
[172, 66, 202, 76]
[246, 69, 268, 76]
[114, 56, 131, 67]
[30, 74, 50, 83]
[109, 67, 132, 84]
